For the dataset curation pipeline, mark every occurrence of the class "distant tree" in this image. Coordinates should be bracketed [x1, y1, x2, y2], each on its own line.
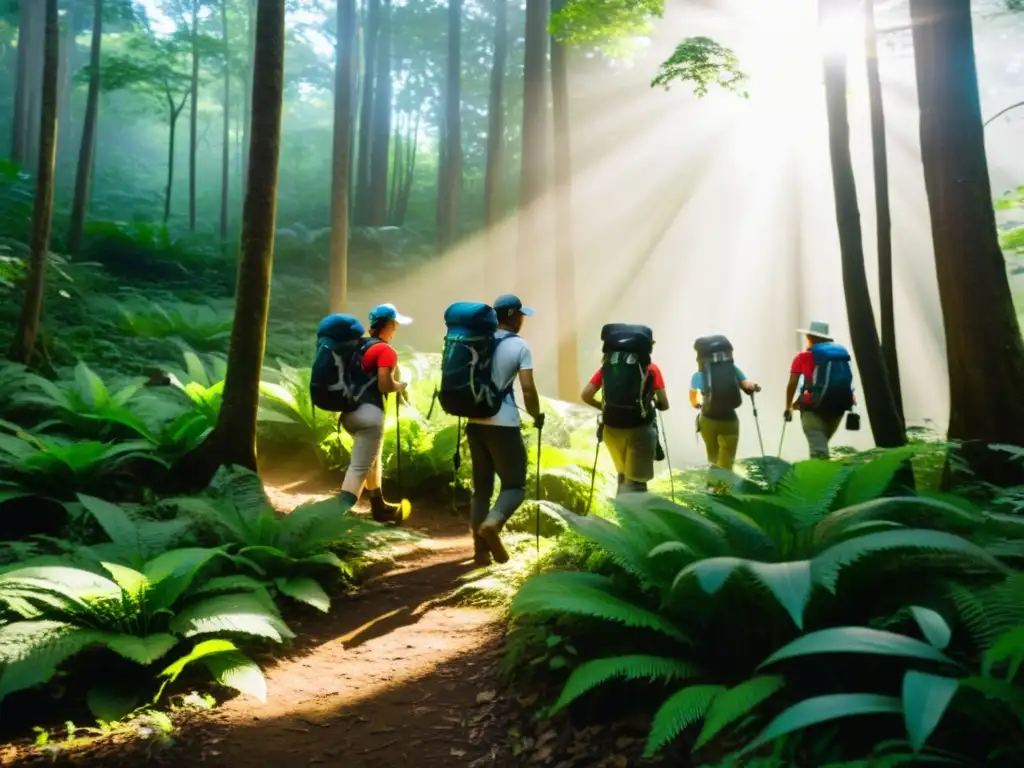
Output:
[329, 0, 357, 312]
[10, 0, 45, 169]
[367, 0, 392, 226]
[9, 0, 59, 365]
[219, 0, 231, 241]
[436, 0, 462, 248]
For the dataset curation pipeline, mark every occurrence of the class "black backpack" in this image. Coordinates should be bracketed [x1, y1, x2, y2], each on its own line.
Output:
[437, 302, 517, 419]
[694, 335, 743, 419]
[309, 313, 383, 413]
[600, 323, 655, 429]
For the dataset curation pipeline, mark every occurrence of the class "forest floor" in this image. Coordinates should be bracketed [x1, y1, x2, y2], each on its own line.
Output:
[1, 474, 660, 768]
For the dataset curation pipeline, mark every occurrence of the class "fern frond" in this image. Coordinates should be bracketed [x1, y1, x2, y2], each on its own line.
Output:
[0, 620, 104, 700]
[644, 684, 725, 757]
[950, 574, 1024, 652]
[559, 511, 661, 588]
[552, 655, 702, 713]
[695, 675, 786, 749]
[777, 460, 853, 528]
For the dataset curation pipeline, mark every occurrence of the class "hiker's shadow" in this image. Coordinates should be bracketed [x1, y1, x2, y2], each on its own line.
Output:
[338, 558, 479, 650]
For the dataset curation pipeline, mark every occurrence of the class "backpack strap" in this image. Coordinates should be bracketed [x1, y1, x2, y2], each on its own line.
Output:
[492, 332, 519, 404]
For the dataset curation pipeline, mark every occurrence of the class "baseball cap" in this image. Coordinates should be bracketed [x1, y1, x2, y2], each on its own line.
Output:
[492, 294, 535, 316]
[368, 303, 413, 326]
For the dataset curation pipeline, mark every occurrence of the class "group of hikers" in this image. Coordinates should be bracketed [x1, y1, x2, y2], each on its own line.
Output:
[310, 297, 858, 566]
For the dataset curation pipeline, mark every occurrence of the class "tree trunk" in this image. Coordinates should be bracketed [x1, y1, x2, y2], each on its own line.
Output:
[483, 0, 507, 230]
[164, 94, 188, 224]
[864, 0, 903, 426]
[188, 0, 200, 231]
[330, 0, 357, 313]
[354, 0, 379, 226]
[518, 0, 548, 291]
[819, 0, 904, 448]
[9, 0, 59, 365]
[387, 114, 402, 223]
[10, 0, 34, 165]
[909, 0, 1024, 484]
[550, 5, 579, 402]
[58, 3, 77, 143]
[367, 0, 391, 227]
[220, 0, 231, 242]
[437, 0, 462, 249]
[193, 0, 286, 479]
[67, 0, 104, 258]
[242, 0, 255, 191]
[396, 110, 419, 225]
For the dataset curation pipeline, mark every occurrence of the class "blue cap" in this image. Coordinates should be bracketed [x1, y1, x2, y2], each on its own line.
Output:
[369, 303, 413, 327]
[492, 294, 534, 316]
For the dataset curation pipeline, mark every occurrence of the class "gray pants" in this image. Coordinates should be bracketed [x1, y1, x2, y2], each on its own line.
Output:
[801, 410, 843, 459]
[339, 403, 384, 495]
[466, 424, 527, 535]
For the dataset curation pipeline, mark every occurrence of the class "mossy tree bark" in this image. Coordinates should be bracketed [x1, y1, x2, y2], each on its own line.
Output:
[9, 0, 60, 366]
[329, 0, 357, 313]
[909, 0, 1024, 484]
[820, 0, 904, 447]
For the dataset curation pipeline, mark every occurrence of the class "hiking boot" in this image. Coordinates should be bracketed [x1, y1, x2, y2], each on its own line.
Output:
[368, 489, 402, 524]
[337, 491, 358, 509]
[472, 533, 492, 566]
[477, 520, 510, 564]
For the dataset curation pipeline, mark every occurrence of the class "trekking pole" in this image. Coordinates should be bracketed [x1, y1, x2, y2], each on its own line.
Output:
[585, 419, 603, 515]
[748, 393, 768, 479]
[658, 411, 675, 503]
[777, 419, 789, 459]
[535, 421, 543, 555]
[394, 392, 411, 522]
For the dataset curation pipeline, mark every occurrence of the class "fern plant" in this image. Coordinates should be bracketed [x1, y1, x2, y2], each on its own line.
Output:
[115, 297, 232, 350]
[0, 548, 287, 720]
[510, 451, 1022, 757]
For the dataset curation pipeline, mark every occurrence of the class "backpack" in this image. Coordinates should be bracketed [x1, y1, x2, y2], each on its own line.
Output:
[309, 313, 382, 413]
[600, 323, 655, 429]
[437, 302, 517, 419]
[694, 335, 743, 419]
[804, 342, 855, 415]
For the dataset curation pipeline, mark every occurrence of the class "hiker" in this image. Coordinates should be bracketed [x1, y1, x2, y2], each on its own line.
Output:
[312, 303, 411, 522]
[689, 336, 760, 473]
[581, 324, 669, 495]
[438, 295, 543, 566]
[784, 320, 856, 459]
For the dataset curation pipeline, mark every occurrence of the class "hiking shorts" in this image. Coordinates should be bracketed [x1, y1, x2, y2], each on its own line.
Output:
[340, 403, 385, 495]
[800, 410, 843, 459]
[603, 422, 657, 483]
[699, 414, 740, 472]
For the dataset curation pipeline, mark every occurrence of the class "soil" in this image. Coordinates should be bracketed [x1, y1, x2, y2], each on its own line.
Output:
[0, 477, 666, 768]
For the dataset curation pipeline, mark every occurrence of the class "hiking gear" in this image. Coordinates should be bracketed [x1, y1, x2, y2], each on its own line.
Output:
[585, 418, 604, 515]
[369, 303, 413, 328]
[337, 490, 358, 508]
[694, 335, 743, 419]
[749, 391, 767, 458]
[803, 342, 855, 415]
[310, 314, 382, 412]
[473, 535, 492, 566]
[783, 410, 793, 423]
[797, 320, 834, 341]
[438, 302, 517, 419]
[846, 411, 861, 431]
[599, 323, 655, 429]
[777, 420, 788, 459]
[394, 393, 411, 523]
[658, 410, 675, 503]
[477, 520, 510, 564]
[535, 422, 543, 554]
[492, 294, 535, 317]
[534, 413, 546, 430]
[368, 488, 402, 523]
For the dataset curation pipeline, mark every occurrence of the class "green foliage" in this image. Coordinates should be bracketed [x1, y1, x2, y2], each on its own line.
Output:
[115, 297, 233, 350]
[651, 37, 749, 98]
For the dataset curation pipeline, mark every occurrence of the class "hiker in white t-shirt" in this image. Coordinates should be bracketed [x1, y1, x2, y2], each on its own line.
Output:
[467, 295, 544, 565]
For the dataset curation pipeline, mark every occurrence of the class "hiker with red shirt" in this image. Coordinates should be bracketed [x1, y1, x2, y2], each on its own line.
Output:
[784, 320, 857, 459]
[336, 303, 411, 522]
[581, 324, 669, 495]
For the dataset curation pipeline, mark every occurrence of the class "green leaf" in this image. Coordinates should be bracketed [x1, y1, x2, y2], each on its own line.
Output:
[275, 577, 331, 613]
[674, 558, 812, 629]
[511, 572, 689, 643]
[695, 675, 786, 749]
[960, 676, 1024, 726]
[552, 655, 701, 713]
[102, 562, 149, 599]
[758, 627, 954, 669]
[909, 606, 952, 651]
[202, 650, 267, 703]
[743, 694, 902, 754]
[143, 547, 222, 612]
[837, 446, 922, 508]
[0, 621, 104, 700]
[902, 671, 958, 752]
[87, 686, 139, 723]
[169, 592, 295, 642]
[158, 638, 240, 684]
[983, 626, 1024, 679]
[644, 684, 724, 757]
[104, 633, 178, 665]
[77, 495, 138, 549]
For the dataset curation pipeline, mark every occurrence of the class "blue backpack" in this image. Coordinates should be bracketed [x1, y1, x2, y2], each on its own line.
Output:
[437, 302, 516, 419]
[805, 342, 855, 415]
[309, 314, 382, 413]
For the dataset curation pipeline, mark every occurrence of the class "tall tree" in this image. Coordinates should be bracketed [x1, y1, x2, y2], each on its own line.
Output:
[367, 0, 391, 226]
[864, 0, 903, 426]
[11, 0, 45, 168]
[483, 0, 507, 229]
[241, 0, 255, 191]
[819, 0, 903, 447]
[185, 0, 286, 479]
[909, 0, 1024, 483]
[518, 0, 548, 290]
[219, 0, 230, 241]
[188, 0, 201, 231]
[550, 0, 578, 401]
[67, 0, 104, 258]
[354, 0, 379, 225]
[436, 0, 462, 248]
[329, 0, 357, 312]
[9, 0, 59, 365]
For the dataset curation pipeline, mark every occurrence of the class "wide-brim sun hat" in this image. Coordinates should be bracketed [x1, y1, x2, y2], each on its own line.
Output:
[369, 303, 413, 326]
[797, 320, 833, 341]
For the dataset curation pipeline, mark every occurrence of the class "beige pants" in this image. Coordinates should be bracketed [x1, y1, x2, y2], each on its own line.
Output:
[603, 422, 657, 483]
[340, 403, 384, 496]
[699, 415, 740, 472]
[800, 410, 843, 459]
